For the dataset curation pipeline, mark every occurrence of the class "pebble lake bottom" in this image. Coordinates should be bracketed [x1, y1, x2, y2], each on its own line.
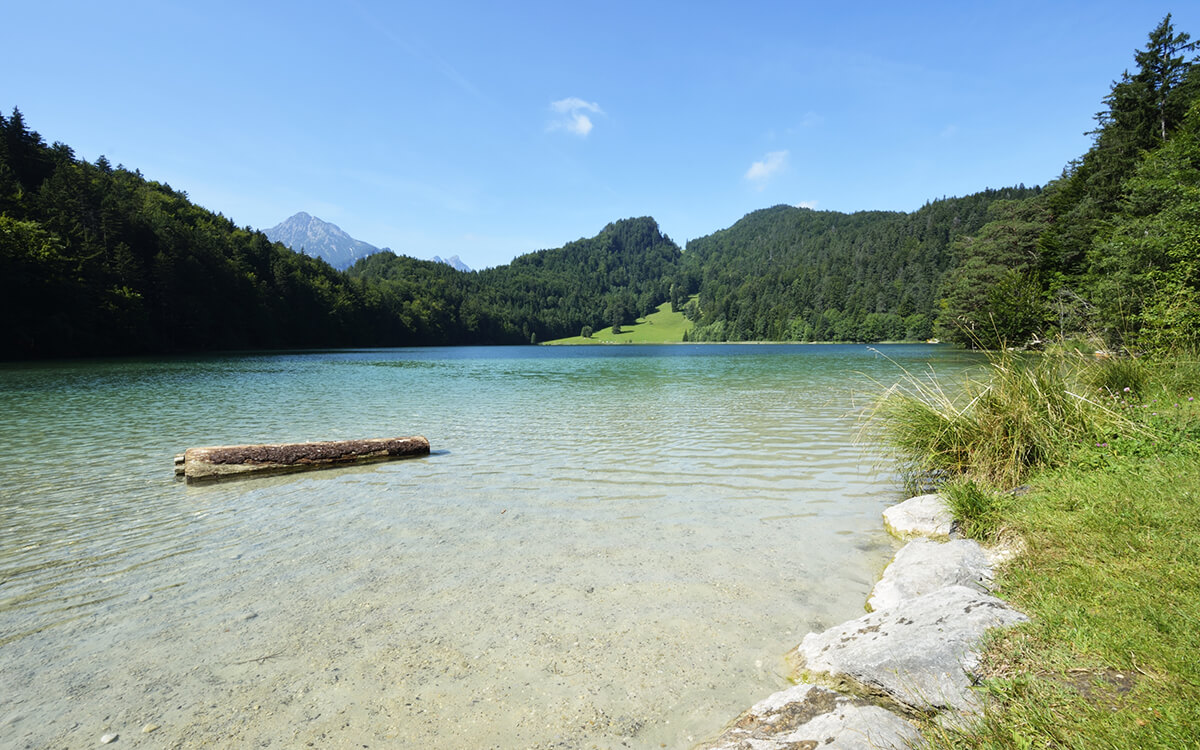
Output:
[0, 344, 980, 749]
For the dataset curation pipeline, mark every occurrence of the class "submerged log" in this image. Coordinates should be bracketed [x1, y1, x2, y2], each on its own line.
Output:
[177, 436, 430, 482]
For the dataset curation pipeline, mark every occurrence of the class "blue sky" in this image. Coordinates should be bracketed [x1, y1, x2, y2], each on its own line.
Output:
[4, 1, 1194, 268]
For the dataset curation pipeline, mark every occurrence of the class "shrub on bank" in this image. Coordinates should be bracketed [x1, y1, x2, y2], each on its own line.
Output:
[865, 350, 1146, 488]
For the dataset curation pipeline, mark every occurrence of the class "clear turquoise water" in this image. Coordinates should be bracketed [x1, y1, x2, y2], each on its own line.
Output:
[0, 344, 978, 748]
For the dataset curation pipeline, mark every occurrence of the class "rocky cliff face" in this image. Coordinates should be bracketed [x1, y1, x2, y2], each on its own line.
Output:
[264, 212, 387, 270]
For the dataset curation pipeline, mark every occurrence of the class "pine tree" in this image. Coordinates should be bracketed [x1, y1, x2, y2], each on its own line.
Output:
[1132, 14, 1199, 142]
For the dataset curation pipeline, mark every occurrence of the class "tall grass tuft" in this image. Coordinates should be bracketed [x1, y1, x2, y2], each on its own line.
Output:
[864, 351, 1141, 488]
[1081, 354, 1150, 396]
[940, 477, 1007, 541]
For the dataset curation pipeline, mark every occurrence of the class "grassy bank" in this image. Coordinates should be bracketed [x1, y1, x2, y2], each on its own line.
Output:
[542, 300, 693, 344]
[868, 351, 1200, 749]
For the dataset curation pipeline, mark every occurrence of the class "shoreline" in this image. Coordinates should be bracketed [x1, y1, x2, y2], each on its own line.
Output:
[697, 492, 1025, 748]
[542, 339, 940, 346]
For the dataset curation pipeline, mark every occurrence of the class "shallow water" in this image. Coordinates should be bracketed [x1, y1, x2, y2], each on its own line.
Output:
[0, 344, 977, 749]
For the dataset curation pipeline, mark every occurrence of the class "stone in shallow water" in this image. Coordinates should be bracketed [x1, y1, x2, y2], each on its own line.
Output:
[696, 682, 920, 750]
[867, 538, 993, 612]
[882, 493, 955, 539]
[790, 585, 1028, 717]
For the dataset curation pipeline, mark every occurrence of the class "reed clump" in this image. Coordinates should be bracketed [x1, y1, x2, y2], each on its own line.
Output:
[865, 350, 1141, 488]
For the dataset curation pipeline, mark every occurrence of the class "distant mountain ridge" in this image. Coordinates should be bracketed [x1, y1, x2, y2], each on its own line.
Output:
[264, 212, 386, 270]
[265, 212, 472, 272]
[432, 254, 472, 272]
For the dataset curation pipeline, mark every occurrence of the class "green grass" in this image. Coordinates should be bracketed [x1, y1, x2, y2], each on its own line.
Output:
[863, 351, 1144, 487]
[867, 351, 1200, 749]
[931, 447, 1200, 749]
[940, 476, 1009, 542]
[542, 299, 694, 345]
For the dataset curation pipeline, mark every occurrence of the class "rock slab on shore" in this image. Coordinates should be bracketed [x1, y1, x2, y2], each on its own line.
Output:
[867, 538, 993, 612]
[790, 584, 1028, 716]
[882, 492, 956, 539]
[699, 493, 1028, 747]
[695, 682, 921, 750]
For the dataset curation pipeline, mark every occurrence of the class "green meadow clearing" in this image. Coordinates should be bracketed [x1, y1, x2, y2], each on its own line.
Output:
[542, 301, 694, 345]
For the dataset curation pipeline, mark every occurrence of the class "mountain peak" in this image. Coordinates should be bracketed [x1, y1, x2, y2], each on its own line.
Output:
[432, 254, 472, 272]
[265, 213, 384, 270]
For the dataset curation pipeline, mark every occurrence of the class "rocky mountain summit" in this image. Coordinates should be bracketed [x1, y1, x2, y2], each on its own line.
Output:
[264, 212, 386, 270]
[265, 213, 473, 272]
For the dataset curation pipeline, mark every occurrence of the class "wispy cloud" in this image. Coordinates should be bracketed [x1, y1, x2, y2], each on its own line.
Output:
[745, 150, 789, 187]
[349, 1, 487, 103]
[549, 97, 604, 137]
[795, 200, 818, 209]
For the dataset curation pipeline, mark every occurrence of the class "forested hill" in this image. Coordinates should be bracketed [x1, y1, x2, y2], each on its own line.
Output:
[0, 110, 388, 358]
[345, 217, 681, 345]
[5, 14, 1196, 359]
[684, 15, 1200, 352]
[681, 188, 1039, 342]
[0, 108, 679, 359]
[0, 101, 1051, 359]
[932, 14, 1200, 351]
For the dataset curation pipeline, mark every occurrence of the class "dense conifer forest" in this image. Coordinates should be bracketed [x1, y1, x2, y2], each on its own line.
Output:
[1, 15, 1197, 359]
[680, 188, 1040, 343]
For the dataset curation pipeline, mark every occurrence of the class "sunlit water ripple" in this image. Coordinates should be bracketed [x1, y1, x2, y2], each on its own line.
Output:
[0, 344, 979, 749]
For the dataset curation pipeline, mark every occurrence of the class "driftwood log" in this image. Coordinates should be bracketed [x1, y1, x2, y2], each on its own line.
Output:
[176, 436, 430, 482]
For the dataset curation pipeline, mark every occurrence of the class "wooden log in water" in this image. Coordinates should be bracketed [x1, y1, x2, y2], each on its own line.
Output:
[177, 436, 430, 482]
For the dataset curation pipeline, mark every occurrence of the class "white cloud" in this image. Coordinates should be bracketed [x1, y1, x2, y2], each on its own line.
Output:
[549, 97, 604, 137]
[795, 200, 818, 209]
[568, 114, 594, 136]
[745, 150, 789, 186]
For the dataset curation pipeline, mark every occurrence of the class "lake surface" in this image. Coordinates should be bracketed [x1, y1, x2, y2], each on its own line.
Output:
[0, 344, 978, 749]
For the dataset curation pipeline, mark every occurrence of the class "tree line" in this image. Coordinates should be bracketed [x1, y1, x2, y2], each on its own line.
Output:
[930, 14, 1200, 350]
[679, 188, 1040, 343]
[0, 111, 679, 360]
[3, 15, 1196, 358]
[676, 14, 1199, 351]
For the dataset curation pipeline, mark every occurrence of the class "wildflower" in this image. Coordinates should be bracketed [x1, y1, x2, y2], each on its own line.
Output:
[1124, 387, 1131, 392]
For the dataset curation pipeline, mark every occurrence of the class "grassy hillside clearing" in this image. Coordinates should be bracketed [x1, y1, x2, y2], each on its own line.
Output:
[543, 300, 694, 344]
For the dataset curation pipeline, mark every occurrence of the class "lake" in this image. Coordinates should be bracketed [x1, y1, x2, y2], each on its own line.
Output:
[0, 344, 978, 749]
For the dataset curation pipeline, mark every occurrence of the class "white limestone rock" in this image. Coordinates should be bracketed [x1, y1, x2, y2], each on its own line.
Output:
[697, 682, 921, 750]
[868, 539, 993, 612]
[882, 493, 955, 539]
[790, 585, 1028, 717]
